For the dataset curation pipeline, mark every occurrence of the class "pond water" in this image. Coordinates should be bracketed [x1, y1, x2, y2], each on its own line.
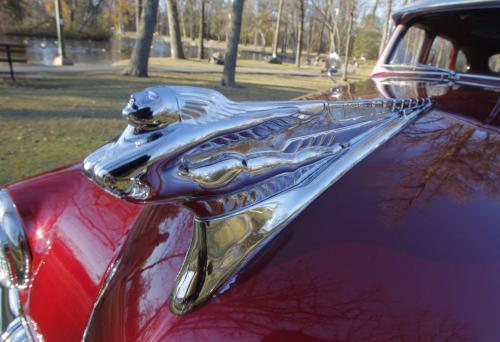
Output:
[4, 35, 293, 65]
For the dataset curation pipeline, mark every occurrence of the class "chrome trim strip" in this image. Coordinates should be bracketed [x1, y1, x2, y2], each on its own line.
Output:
[0, 190, 31, 289]
[81, 261, 120, 341]
[0, 287, 40, 342]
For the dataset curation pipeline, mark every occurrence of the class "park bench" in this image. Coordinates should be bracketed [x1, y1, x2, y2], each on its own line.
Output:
[0, 42, 27, 81]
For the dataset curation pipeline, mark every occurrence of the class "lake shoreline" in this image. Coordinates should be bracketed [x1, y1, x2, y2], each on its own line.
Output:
[3, 31, 110, 41]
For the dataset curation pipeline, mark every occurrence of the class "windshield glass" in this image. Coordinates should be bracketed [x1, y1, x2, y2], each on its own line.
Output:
[389, 26, 426, 66]
[426, 36, 453, 69]
[387, 9, 500, 75]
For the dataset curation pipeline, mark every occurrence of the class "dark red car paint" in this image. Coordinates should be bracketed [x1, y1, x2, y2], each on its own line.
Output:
[6, 78, 500, 341]
[7, 165, 143, 341]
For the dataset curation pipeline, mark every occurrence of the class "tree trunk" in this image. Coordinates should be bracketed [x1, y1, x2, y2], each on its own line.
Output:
[135, 0, 142, 32]
[187, 0, 195, 40]
[281, 21, 287, 57]
[180, 3, 187, 38]
[198, 0, 205, 60]
[123, 0, 159, 77]
[222, 0, 245, 87]
[271, 0, 284, 59]
[116, 0, 123, 34]
[258, 31, 266, 51]
[69, 0, 76, 30]
[329, 31, 335, 54]
[166, 0, 185, 59]
[156, 7, 161, 34]
[253, 0, 260, 50]
[316, 22, 324, 58]
[334, 21, 340, 54]
[342, 0, 354, 81]
[307, 14, 314, 59]
[328, 5, 339, 54]
[378, 0, 393, 57]
[225, 0, 233, 43]
[165, 9, 170, 36]
[295, 0, 304, 68]
[371, 0, 380, 16]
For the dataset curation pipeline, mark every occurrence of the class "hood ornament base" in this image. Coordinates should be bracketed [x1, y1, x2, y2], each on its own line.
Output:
[82, 86, 433, 315]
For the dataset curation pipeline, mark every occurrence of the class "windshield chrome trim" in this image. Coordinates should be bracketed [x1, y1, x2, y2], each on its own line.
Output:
[393, 0, 500, 25]
[375, 65, 500, 89]
[379, 64, 500, 80]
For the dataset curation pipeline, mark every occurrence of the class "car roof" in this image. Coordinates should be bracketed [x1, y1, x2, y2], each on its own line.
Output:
[393, 0, 500, 25]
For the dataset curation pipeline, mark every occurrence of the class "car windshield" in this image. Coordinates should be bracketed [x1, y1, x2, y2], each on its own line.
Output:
[387, 8, 500, 76]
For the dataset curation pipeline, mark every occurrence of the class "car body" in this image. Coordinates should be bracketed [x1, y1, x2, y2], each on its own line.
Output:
[1, 0, 500, 341]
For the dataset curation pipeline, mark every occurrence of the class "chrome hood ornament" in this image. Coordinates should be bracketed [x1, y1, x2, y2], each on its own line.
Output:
[83, 86, 433, 315]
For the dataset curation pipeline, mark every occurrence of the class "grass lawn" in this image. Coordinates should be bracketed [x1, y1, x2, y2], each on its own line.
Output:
[114, 57, 326, 72]
[114, 57, 377, 77]
[0, 70, 351, 185]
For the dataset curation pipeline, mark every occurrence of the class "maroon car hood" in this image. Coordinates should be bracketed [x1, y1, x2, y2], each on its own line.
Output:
[8, 79, 500, 341]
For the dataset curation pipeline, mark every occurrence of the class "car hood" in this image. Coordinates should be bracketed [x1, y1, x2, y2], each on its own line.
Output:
[7, 78, 500, 341]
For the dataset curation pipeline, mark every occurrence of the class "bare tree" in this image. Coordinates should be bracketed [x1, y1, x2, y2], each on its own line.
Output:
[271, 0, 284, 59]
[136, 0, 142, 31]
[253, 0, 261, 51]
[307, 9, 314, 59]
[342, 0, 354, 81]
[115, 0, 124, 34]
[166, 0, 185, 59]
[295, 0, 304, 68]
[378, 0, 393, 57]
[316, 21, 325, 58]
[122, 0, 159, 77]
[281, 20, 288, 57]
[371, 0, 380, 16]
[198, 0, 205, 59]
[311, 0, 339, 54]
[179, 0, 187, 38]
[77, 0, 107, 33]
[187, 0, 195, 40]
[332, 4, 342, 54]
[222, 0, 245, 87]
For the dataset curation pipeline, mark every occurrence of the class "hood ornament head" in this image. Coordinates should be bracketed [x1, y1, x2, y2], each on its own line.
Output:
[83, 85, 433, 315]
[122, 87, 181, 131]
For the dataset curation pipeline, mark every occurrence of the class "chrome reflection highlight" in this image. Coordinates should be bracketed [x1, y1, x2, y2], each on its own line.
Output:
[0, 287, 41, 342]
[0, 190, 31, 289]
[82, 86, 432, 315]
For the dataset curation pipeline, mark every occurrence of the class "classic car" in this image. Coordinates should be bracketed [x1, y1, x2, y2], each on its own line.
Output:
[1, 0, 499, 340]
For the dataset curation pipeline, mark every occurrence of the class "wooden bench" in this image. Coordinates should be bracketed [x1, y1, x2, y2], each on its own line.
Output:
[0, 42, 28, 81]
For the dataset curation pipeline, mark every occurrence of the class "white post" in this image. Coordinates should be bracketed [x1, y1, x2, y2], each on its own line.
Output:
[53, 0, 73, 66]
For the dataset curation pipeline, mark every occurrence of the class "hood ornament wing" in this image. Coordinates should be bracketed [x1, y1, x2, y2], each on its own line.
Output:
[83, 86, 433, 315]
